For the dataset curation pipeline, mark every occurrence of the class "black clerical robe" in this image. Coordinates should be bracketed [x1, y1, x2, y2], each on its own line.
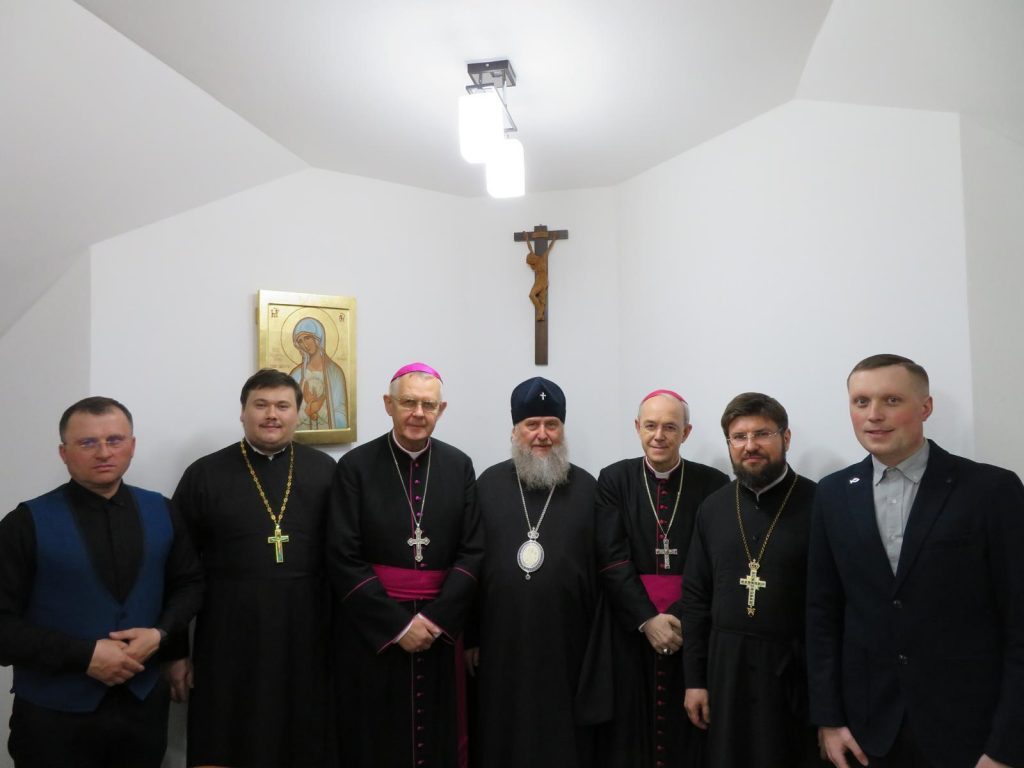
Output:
[173, 441, 336, 768]
[682, 469, 824, 768]
[471, 460, 611, 768]
[328, 432, 482, 768]
[595, 457, 729, 768]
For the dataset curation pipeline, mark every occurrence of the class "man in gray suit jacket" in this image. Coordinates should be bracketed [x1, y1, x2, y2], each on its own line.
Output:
[807, 354, 1024, 768]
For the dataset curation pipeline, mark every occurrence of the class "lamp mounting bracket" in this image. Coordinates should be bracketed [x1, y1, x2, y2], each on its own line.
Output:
[466, 60, 516, 91]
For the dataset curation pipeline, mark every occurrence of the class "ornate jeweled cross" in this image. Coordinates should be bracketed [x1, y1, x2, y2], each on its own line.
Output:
[739, 560, 766, 616]
[408, 526, 431, 563]
[268, 525, 290, 564]
[655, 537, 678, 569]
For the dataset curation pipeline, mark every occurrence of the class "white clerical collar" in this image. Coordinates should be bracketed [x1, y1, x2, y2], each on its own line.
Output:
[644, 456, 681, 480]
[391, 430, 430, 460]
[244, 438, 289, 460]
[744, 465, 789, 500]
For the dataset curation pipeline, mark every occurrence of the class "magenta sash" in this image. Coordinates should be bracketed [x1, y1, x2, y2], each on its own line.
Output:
[372, 564, 447, 600]
[640, 574, 682, 614]
[372, 563, 467, 768]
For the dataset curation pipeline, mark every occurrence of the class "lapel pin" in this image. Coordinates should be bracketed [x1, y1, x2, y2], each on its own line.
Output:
[849, 477, 860, 484]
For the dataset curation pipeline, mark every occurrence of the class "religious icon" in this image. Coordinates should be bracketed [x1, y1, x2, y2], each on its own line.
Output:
[257, 289, 357, 445]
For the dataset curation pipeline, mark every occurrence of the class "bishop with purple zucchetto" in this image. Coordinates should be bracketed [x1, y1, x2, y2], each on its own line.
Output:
[326, 361, 482, 768]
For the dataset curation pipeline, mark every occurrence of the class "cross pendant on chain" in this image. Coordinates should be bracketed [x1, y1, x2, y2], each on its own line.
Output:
[408, 525, 431, 562]
[739, 560, 766, 616]
[268, 524, 289, 564]
[655, 537, 678, 569]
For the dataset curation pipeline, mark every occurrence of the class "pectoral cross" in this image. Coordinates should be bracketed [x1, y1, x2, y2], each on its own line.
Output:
[514, 225, 569, 365]
[408, 526, 430, 563]
[268, 524, 289, 564]
[655, 537, 678, 569]
[739, 560, 766, 616]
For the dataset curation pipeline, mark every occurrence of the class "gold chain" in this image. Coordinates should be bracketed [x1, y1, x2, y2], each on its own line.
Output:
[735, 470, 799, 567]
[241, 440, 294, 528]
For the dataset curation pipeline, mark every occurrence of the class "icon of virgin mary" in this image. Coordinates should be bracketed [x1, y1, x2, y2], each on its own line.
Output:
[289, 316, 349, 430]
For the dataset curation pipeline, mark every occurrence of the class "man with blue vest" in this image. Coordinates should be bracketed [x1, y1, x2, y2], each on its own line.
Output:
[0, 396, 203, 768]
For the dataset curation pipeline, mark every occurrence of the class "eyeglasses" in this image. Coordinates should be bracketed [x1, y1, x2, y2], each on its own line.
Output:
[395, 397, 442, 414]
[67, 436, 130, 452]
[726, 430, 783, 448]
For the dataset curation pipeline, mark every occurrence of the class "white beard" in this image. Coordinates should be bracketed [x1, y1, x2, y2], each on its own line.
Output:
[511, 439, 571, 490]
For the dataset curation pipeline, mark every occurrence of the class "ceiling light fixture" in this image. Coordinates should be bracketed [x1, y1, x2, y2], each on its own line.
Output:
[459, 59, 524, 198]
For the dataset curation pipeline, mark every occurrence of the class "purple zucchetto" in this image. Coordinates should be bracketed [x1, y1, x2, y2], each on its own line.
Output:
[510, 377, 566, 424]
[390, 362, 443, 383]
[641, 389, 687, 404]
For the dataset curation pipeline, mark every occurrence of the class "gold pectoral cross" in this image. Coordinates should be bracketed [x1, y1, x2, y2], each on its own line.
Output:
[268, 524, 290, 564]
[407, 526, 430, 563]
[655, 537, 678, 569]
[739, 560, 766, 616]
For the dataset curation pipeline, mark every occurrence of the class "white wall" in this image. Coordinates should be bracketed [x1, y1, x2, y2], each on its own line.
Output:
[961, 119, 1024, 476]
[88, 168, 620, 489]
[0, 252, 91, 762]
[0, 251, 92, 509]
[616, 100, 974, 480]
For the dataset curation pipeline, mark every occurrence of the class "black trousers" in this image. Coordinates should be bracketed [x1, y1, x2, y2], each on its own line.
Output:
[8, 682, 169, 768]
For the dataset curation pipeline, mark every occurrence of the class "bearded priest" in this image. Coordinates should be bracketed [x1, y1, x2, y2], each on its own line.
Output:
[466, 377, 611, 768]
[681, 392, 822, 768]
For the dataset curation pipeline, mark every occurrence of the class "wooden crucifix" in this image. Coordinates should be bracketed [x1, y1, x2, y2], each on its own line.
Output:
[514, 224, 568, 365]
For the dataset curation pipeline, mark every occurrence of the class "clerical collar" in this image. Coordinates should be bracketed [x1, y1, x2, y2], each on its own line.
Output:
[391, 430, 430, 460]
[244, 438, 289, 460]
[871, 440, 929, 486]
[743, 465, 790, 501]
[643, 456, 681, 480]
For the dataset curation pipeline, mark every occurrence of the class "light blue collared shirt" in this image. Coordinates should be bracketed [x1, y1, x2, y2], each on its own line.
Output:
[872, 440, 930, 574]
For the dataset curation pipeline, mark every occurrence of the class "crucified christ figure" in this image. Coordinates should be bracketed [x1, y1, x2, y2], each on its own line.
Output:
[526, 239, 551, 322]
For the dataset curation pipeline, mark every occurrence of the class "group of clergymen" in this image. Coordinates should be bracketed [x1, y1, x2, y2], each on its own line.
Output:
[1, 353, 1022, 768]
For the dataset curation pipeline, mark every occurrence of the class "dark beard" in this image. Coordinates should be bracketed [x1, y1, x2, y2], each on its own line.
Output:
[511, 440, 571, 490]
[731, 451, 787, 491]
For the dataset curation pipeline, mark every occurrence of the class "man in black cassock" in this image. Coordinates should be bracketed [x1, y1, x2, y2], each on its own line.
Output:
[169, 369, 337, 767]
[595, 389, 728, 768]
[467, 377, 610, 768]
[682, 392, 824, 768]
[327, 362, 482, 768]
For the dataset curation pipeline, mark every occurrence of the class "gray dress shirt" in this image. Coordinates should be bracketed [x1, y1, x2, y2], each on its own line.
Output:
[872, 440, 930, 574]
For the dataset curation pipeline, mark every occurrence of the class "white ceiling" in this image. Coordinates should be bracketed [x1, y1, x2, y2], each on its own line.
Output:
[2, 0, 1022, 337]
[73, 0, 833, 196]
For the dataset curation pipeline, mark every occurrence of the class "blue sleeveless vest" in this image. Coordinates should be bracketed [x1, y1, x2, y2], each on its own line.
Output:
[13, 485, 172, 712]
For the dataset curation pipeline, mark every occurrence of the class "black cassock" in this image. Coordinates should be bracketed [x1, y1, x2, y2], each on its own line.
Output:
[682, 470, 825, 768]
[328, 432, 482, 768]
[173, 441, 336, 768]
[471, 460, 612, 768]
[595, 457, 729, 768]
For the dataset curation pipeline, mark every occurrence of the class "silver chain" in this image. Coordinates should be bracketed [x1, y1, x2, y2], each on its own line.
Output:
[515, 469, 556, 537]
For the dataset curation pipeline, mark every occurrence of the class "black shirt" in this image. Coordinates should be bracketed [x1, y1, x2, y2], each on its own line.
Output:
[0, 480, 203, 676]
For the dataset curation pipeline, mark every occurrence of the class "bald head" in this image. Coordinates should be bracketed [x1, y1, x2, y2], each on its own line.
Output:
[635, 394, 692, 472]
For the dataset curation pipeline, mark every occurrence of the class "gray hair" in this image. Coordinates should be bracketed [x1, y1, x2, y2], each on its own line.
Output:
[389, 371, 445, 399]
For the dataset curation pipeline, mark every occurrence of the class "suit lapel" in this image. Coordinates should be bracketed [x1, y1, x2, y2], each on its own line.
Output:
[894, 441, 955, 591]
[845, 456, 895, 583]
